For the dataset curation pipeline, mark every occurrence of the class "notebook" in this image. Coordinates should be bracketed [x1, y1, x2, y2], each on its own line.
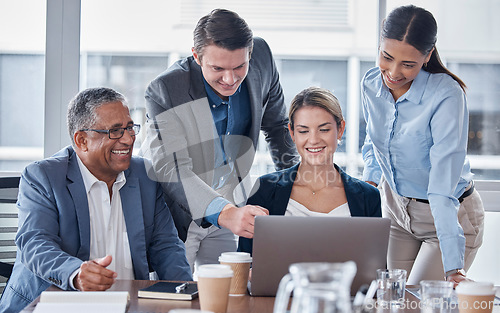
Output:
[249, 215, 391, 296]
[138, 282, 198, 300]
[34, 291, 129, 313]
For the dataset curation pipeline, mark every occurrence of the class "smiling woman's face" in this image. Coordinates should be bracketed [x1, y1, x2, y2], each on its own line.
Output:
[378, 38, 432, 100]
[289, 106, 344, 167]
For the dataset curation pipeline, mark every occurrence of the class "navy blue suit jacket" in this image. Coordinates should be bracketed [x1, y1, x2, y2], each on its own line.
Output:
[0, 146, 191, 313]
[238, 163, 381, 254]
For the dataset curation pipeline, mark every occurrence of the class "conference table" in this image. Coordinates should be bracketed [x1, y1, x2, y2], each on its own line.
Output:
[20, 280, 276, 313]
[20, 280, 429, 313]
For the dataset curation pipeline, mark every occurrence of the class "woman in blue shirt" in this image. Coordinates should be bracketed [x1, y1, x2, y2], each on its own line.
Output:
[239, 87, 381, 255]
[361, 5, 484, 285]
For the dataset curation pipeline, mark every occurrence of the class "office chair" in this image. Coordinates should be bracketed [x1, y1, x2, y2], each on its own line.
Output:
[0, 175, 20, 293]
[0, 263, 13, 279]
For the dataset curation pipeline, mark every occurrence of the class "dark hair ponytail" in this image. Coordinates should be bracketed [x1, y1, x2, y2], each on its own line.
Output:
[424, 48, 466, 91]
[382, 5, 466, 91]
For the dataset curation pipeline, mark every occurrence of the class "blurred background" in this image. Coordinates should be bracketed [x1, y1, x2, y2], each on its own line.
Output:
[0, 0, 498, 284]
[0, 0, 499, 180]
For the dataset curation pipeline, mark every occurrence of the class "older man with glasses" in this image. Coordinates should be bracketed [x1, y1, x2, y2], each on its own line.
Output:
[0, 87, 191, 313]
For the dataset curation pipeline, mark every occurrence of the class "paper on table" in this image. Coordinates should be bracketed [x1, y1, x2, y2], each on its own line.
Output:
[39, 291, 129, 303]
[33, 291, 129, 313]
[33, 302, 127, 313]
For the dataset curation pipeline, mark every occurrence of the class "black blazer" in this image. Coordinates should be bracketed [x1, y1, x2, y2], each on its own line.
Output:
[238, 163, 382, 254]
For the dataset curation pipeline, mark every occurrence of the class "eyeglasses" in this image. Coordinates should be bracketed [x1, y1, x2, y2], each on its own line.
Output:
[80, 124, 141, 139]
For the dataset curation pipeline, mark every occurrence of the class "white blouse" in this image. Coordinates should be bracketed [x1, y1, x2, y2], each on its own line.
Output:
[285, 198, 351, 217]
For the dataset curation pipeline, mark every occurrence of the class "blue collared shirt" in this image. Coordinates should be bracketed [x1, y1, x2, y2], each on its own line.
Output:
[203, 78, 252, 227]
[361, 67, 473, 272]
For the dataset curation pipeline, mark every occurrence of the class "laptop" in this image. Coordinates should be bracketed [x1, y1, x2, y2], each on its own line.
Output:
[249, 215, 391, 296]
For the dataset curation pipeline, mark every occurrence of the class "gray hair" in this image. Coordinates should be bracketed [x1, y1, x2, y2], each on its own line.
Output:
[67, 87, 127, 145]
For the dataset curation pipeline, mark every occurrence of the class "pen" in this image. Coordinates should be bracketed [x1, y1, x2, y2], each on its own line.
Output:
[353, 284, 370, 307]
[353, 284, 370, 313]
[175, 282, 188, 293]
[364, 280, 378, 306]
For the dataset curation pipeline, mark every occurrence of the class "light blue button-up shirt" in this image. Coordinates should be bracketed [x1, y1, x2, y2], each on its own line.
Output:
[361, 67, 473, 272]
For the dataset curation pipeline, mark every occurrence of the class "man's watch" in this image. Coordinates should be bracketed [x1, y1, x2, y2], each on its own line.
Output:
[445, 268, 466, 279]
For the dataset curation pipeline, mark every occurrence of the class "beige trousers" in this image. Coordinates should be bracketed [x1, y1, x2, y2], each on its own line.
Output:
[184, 221, 237, 279]
[184, 181, 239, 278]
[378, 177, 484, 285]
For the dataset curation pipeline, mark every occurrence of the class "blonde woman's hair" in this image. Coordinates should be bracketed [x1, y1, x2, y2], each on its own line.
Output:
[289, 86, 344, 130]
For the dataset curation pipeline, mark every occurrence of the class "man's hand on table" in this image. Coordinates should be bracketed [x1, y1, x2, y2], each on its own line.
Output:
[74, 255, 117, 291]
[218, 204, 269, 238]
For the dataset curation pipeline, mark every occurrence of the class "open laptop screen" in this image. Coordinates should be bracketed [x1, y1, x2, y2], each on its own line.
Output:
[249, 215, 390, 296]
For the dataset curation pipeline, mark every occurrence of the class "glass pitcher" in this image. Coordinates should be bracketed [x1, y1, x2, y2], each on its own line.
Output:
[274, 261, 357, 313]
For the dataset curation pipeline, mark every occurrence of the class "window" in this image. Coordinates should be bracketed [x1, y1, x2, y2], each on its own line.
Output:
[0, 0, 498, 181]
[0, 1, 45, 171]
[450, 63, 500, 180]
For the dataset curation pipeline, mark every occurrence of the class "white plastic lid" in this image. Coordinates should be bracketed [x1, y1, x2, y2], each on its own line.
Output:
[455, 282, 495, 295]
[197, 264, 233, 278]
[218, 252, 252, 263]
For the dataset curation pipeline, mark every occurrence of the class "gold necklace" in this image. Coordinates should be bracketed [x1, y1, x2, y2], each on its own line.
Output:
[297, 166, 335, 195]
[309, 185, 329, 195]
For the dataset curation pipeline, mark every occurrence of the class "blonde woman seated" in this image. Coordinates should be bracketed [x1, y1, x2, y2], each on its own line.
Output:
[238, 87, 381, 254]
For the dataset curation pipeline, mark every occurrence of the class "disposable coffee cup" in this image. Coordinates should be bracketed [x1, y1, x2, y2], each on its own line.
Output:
[197, 264, 233, 313]
[456, 282, 495, 313]
[219, 252, 252, 296]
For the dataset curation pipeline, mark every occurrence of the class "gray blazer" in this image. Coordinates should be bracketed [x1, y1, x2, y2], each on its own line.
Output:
[142, 37, 298, 240]
[0, 146, 191, 313]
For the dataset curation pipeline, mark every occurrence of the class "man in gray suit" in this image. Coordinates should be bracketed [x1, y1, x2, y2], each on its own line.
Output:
[142, 9, 298, 273]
